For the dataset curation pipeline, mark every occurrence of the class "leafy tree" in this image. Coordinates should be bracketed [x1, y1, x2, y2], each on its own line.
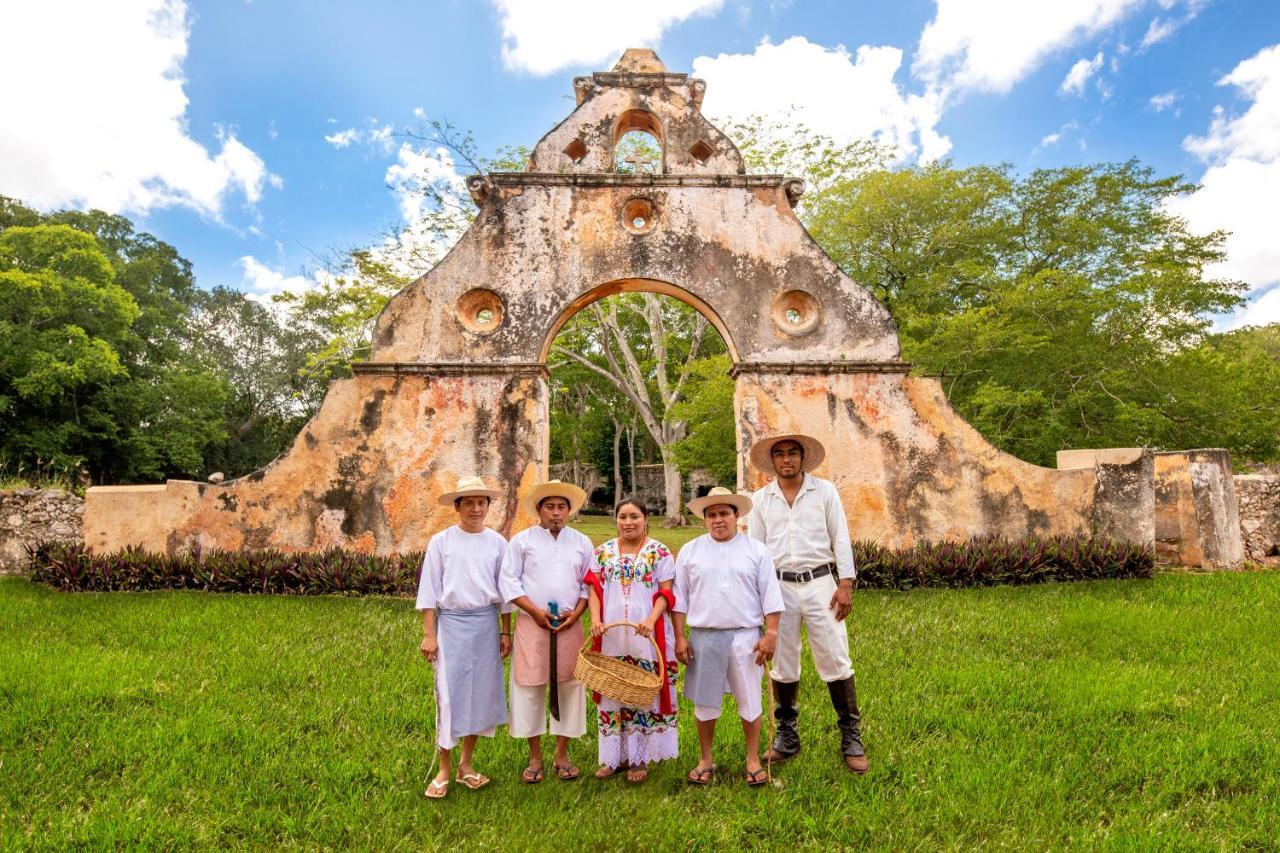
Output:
[795, 157, 1260, 466]
[550, 293, 727, 523]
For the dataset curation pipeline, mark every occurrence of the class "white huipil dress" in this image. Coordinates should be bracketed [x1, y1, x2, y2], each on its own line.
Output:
[591, 537, 679, 769]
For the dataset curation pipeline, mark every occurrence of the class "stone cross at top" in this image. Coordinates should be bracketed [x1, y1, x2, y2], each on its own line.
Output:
[623, 154, 656, 174]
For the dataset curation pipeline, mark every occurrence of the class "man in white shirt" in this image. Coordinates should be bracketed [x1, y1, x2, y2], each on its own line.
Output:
[748, 434, 869, 774]
[499, 480, 593, 784]
[417, 475, 513, 800]
[673, 487, 784, 787]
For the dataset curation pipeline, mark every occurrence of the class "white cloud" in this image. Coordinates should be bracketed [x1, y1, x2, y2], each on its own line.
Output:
[1138, 0, 1206, 50]
[236, 255, 321, 304]
[322, 120, 396, 153]
[1060, 52, 1105, 95]
[1140, 17, 1178, 48]
[913, 0, 1145, 95]
[693, 37, 951, 163]
[1167, 45, 1280, 329]
[1149, 90, 1179, 111]
[1032, 120, 1079, 154]
[324, 128, 360, 148]
[493, 0, 723, 75]
[384, 144, 467, 223]
[0, 0, 277, 218]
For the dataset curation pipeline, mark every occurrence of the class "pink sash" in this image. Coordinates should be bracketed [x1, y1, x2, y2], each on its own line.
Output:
[513, 612, 583, 686]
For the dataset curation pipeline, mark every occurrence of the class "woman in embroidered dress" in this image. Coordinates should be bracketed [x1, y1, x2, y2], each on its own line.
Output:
[584, 497, 679, 784]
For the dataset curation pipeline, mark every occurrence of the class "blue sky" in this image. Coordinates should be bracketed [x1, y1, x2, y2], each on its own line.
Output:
[4, 0, 1279, 327]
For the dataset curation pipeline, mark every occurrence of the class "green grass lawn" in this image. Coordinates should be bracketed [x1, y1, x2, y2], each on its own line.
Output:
[2, 571, 1278, 850]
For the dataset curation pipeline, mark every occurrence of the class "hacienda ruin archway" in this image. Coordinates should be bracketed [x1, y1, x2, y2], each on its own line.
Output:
[85, 49, 1161, 558]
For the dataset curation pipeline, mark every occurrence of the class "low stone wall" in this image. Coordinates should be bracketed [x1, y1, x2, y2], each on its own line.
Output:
[0, 488, 84, 572]
[1234, 475, 1280, 562]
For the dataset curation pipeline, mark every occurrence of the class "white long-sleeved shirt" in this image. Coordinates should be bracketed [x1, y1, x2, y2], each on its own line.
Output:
[499, 524, 592, 611]
[672, 532, 783, 629]
[747, 473, 855, 580]
[415, 525, 512, 612]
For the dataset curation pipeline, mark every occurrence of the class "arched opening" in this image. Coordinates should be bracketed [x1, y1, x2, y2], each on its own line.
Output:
[543, 280, 735, 529]
[614, 109, 663, 174]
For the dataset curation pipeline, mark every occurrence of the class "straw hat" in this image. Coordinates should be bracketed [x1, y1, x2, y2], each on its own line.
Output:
[748, 433, 826, 473]
[438, 475, 504, 507]
[688, 486, 753, 519]
[520, 479, 588, 517]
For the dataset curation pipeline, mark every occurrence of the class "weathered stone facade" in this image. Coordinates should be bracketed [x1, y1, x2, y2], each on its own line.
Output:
[1234, 475, 1280, 562]
[1, 488, 83, 572]
[1153, 450, 1243, 568]
[84, 49, 1182, 558]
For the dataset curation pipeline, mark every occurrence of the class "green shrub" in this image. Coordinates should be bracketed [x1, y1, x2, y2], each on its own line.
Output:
[853, 534, 1153, 589]
[26, 543, 423, 596]
[27, 534, 1152, 595]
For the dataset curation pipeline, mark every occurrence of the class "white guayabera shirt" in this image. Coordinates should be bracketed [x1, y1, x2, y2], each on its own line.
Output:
[747, 473, 856, 580]
[672, 532, 784, 629]
[498, 524, 592, 611]
[415, 525, 513, 612]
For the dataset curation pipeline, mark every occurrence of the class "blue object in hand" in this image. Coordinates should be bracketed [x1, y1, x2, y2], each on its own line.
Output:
[548, 600, 564, 627]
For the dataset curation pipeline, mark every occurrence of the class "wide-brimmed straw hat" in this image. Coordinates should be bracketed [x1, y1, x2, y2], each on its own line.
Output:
[688, 486, 753, 519]
[520, 479, 587, 517]
[748, 433, 826, 473]
[438, 475, 504, 507]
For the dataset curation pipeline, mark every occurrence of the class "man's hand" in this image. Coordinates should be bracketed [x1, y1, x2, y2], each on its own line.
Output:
[830, 581, 853, 622]
[553, 609, 581, 633]
[527, 608, 554, 631]
[420, 634, 439, 662]
[754, 630, 777, 665]
[675, 636, 692, 664]
[499, 633, 512, 659]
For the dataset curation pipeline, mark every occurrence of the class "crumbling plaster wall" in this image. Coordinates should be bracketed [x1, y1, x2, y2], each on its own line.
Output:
[82, 49, 1161, 558]
[368, 180, 899, 368]
[1153, 450, 1243, 568]
[83, 373, 546, 554]
[739, 372, 1154, 547]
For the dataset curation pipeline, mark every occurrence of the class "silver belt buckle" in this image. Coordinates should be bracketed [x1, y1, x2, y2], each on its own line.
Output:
[798, 568, 812, 583]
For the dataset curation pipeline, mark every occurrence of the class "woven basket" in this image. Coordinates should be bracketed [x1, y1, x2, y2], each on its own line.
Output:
[574, 621, 664, 707]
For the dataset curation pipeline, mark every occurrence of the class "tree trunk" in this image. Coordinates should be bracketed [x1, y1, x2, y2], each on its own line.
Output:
[611, 417, 623, 508]
[626, 423, 637, 493]
[659, 444, 684, 526]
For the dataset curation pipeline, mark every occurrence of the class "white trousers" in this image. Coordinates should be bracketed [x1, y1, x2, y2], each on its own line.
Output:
[508, 671, 587, 739]
[693, 628, 765, 723]
[771, 573, 853, 684]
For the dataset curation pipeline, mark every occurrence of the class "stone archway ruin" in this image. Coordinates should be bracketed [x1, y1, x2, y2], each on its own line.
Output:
[88, 49, 1206, 559]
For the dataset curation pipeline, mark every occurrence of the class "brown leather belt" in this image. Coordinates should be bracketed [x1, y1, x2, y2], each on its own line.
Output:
[776, 563, 837, 583]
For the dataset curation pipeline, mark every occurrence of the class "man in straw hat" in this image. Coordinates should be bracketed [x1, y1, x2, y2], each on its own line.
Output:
[673, 486, 784, 787]
[747, 433, 869, 774]
[418, 475, 512, 800]
[499, 480, 594, 783]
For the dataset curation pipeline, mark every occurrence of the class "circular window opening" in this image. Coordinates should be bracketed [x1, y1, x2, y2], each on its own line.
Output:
[456, 288, 504, 335]
[771, 290, 821, 336]
[621, 198, 657, 234]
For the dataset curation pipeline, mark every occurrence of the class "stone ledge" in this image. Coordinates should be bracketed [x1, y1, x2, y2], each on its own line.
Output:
[352, 361, 549, 378]
[729, 360, 912, 378]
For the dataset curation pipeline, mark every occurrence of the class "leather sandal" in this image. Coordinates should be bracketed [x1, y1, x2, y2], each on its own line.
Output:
[520, 766, 544, 784]
[686, 764, 715, 785]
[745, 767, 769, 787]
[552, 761, 581, 781]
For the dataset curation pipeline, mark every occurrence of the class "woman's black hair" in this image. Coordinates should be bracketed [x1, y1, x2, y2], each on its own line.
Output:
[614, 496, 648, 517]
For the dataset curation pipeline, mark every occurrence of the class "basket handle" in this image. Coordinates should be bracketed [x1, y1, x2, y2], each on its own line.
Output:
[581, 620, 662, 662]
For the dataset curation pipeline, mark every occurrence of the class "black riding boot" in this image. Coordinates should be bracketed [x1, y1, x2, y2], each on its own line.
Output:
[766, 679, 801, 762]
[827, 676, 869, 773]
